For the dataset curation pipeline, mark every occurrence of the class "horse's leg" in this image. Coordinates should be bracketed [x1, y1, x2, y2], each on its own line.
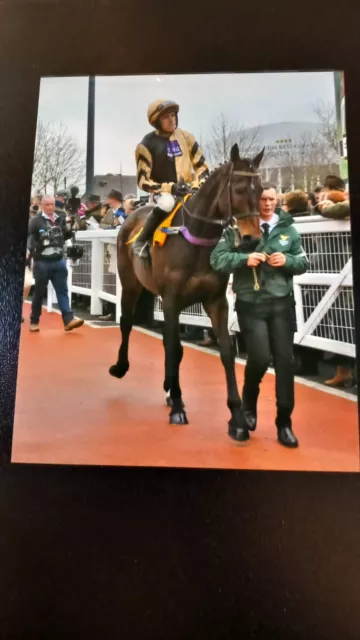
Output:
[109, 275, 142, 379]
[162, 298, 188, 425]
[163, 333, 185, 409]
[203, 297, 249, 442]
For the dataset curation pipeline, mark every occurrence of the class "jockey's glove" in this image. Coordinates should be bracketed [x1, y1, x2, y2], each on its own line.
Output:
[171, 182, 191, 197]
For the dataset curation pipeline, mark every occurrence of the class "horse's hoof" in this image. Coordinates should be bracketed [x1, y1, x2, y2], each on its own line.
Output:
[169, 411, 188, 425]
[228, 421, 250, 442]
[109, 363, 129, 379]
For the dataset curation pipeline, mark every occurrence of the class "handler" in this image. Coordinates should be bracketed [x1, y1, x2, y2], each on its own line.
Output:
[210, 184, 309, 448]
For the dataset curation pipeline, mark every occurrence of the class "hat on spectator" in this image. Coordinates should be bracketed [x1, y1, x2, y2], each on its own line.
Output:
[108, 189, 123, 202]
[323, 175, 346, 191]
[87, 194, 101, 203]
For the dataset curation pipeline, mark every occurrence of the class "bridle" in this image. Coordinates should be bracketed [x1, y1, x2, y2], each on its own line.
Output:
[180, 162, 261, 229]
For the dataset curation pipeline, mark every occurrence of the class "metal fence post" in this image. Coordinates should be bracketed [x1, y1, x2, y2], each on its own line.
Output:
[90, 238, 104, 316]
[115, 268, 122, 323]
[47, 282, 55, 312]
[67, 259, 73, 308]
[46, 282, 55, 313]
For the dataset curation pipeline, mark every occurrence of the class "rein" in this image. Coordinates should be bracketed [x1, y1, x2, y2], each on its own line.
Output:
[180, 166, 260, 230]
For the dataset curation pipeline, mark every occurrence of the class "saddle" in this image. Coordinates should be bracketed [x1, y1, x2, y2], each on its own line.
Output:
[126, 194, 191, 248]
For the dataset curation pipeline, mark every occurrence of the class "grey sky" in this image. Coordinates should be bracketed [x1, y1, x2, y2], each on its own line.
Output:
[37, 71, 336, 177]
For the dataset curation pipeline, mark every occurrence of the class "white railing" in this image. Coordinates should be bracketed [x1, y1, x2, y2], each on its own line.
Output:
[46, 230, 122, 323]
[44, 219, 355, 358]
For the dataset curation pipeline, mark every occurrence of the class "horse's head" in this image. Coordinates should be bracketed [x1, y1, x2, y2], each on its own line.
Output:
[181, 143, 264, 247]
[216, 143, 264, 240]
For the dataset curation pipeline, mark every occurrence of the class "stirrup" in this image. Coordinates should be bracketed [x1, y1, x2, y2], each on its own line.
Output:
[137, 241, 151, 260]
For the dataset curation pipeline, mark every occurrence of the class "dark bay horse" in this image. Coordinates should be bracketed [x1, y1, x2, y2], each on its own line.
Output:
[109, 143, 264, 442]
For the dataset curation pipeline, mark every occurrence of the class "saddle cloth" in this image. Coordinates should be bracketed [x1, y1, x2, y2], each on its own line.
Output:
[126, 194, 191, 248]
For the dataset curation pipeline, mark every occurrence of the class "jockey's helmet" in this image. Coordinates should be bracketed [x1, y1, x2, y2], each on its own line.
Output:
[147, 99, 179, 128]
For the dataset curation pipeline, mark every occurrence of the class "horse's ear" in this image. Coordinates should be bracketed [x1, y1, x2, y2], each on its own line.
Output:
[253, 147, 265, 168]
[230, 143, 240, 164]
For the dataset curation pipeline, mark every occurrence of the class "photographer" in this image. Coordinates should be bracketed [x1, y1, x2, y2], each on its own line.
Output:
[27, 194, 84, 333]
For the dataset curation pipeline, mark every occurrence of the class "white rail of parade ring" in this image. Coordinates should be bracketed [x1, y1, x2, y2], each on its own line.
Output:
[43, 216, 355, 359]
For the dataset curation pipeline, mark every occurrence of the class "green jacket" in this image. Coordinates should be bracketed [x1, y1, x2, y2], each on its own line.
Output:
[320, 200, 350, 220]
[210, 211, 309, 303]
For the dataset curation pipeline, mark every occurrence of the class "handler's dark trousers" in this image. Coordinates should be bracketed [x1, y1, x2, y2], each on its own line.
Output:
[30, 259, 73, 327]
[235, 295, 296, 428]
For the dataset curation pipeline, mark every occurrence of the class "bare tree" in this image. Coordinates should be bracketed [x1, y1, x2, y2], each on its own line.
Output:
[32, 121, 85, 194]
[313, 100, 339, 153]
[204, 113, 235, 167]
[237, 124, 262, 159]
[204, 113, 261, 169]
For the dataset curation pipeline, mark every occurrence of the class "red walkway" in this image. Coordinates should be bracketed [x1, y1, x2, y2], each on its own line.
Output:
[12, 306, 359, 472]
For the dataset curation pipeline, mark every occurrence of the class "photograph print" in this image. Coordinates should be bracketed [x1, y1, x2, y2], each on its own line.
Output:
[12, 70, 358, 472]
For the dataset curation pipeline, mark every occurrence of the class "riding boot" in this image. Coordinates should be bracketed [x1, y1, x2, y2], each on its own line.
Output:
[132, 206, 169, 260]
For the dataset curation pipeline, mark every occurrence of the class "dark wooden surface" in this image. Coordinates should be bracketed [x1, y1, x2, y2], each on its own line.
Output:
[0, 0, 359, 637]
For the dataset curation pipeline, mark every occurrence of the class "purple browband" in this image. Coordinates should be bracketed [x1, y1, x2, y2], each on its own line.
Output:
[179, 226, 219, 247]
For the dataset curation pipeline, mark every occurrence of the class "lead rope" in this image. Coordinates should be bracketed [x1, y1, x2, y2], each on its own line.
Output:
[252, 253, 269, 291]
[253, 268, 260, 291]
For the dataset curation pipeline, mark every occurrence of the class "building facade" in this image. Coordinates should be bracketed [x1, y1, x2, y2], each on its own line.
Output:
[236, 121, 340, 192]
[91, 174, 138, 200]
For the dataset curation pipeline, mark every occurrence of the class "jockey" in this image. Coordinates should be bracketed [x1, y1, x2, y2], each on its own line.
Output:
[132, 99, 209, 259]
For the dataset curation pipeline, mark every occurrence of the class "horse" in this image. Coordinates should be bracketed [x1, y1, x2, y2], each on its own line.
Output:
[109, 143, 264, 442]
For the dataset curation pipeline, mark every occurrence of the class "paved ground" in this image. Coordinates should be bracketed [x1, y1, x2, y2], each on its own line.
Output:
[13, 305, 359, 472]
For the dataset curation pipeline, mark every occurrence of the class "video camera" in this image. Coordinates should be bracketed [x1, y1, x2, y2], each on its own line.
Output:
[39, 226, 64, 249]
[66, 243, 84, 266]
[137, 196, 150, 207]
[65, 185, 81, 216]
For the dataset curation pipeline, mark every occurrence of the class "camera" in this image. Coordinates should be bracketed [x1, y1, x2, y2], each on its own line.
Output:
[137, 196, 150, 207]
[37, 226, 66, 259]
[39, 226, 63, 248]
[66, 185, 81, 216]
[66, 243, 84, 267]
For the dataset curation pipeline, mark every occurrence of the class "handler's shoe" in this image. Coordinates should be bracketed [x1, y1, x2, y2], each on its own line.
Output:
[277, 426, 299, 448]
[29, 324, 40, 332]
[64, 318, 84, 332]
